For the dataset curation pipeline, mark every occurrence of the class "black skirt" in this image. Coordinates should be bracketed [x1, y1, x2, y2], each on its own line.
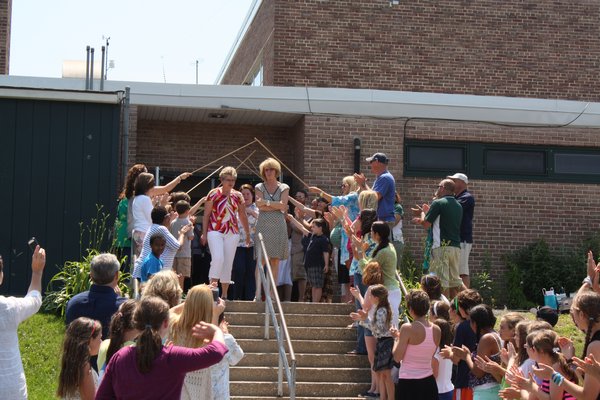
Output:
[373, 336, 395, 371]
[395, 375, 438, 400]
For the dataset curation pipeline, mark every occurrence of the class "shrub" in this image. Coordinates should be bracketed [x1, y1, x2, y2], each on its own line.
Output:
[503, 237, 593, 309]
[43, 206, 130, 317]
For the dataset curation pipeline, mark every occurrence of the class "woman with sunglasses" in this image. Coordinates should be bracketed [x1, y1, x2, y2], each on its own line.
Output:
[201, 167, 250, 300]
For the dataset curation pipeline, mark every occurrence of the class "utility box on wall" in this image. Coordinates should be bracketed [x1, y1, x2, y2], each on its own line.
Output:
[0, 90, 122, 295]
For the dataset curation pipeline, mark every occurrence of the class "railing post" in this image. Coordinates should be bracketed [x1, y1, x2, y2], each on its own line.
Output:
[277, 339, 283, 396]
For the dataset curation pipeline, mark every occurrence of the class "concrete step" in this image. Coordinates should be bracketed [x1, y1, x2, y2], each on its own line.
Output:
[229, 325, 356, 340]
[230, 381, 371, 398]
[226, 300, 356, 315]
[237, 338, 357, 354]
[238, 352, 369, 368]
[226, 312, 352, 327]
[231, 366, 371, 383]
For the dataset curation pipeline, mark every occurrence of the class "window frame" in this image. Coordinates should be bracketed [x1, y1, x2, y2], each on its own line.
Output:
[404, 140, 600, 183]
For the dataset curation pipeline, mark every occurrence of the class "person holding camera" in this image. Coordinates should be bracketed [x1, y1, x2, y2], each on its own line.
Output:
[0, 245, 46, 400]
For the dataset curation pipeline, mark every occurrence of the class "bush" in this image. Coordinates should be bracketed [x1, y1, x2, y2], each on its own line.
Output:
[43, 206, 130, 317]
[502, 235, 598, 309]
[470, 252, 497, 307]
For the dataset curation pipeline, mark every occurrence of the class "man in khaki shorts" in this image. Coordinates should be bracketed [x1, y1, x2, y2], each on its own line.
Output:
[412, 179, 463, 298]
[447, 173, 475, 289]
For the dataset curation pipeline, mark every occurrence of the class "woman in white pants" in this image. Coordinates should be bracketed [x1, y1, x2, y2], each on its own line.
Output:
[201, 167, 250, 299]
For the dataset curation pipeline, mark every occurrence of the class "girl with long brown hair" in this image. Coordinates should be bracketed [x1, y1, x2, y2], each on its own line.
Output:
[57, 317, 102, 400]
[96, 300, 139, 378]
[95, 296, 227, 399]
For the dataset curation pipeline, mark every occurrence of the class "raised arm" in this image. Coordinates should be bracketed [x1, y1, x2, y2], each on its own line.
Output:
[148, 172, 192, 196]
[308, 186, 332, 203]
[29, 245, 46, 294]
[286, 213, 310, 236]
[189, 196, 207, 216]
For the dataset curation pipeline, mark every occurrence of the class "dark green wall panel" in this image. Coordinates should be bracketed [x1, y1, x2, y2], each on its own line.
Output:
[0, 98, 121, 295]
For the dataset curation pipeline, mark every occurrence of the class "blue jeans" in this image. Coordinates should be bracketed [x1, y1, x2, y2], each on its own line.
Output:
[231, 246, 256, 300]
[354, 272, 368, 353]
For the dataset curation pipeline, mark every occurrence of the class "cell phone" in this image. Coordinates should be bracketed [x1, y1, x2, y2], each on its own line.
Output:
[212, 287, 220, 302]
[28, 237, 39, 252]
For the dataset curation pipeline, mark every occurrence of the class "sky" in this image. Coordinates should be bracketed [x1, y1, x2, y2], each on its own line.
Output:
[10, 0, 255, 84]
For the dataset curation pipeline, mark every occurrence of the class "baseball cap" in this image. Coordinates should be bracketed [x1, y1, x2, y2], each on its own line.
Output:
[447, 173, 469, 184]
[366, 153, 389, 164]
[535, 306, 559, 327]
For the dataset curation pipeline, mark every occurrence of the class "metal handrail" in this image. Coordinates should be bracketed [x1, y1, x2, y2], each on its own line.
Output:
[255, 233, 297, 399]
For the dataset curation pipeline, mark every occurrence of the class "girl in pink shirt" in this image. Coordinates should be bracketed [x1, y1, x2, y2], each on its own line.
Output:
[393, 289, 441, 400]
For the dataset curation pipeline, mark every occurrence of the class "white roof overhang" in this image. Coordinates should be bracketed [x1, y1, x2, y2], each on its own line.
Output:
[0, 75, 599, 128]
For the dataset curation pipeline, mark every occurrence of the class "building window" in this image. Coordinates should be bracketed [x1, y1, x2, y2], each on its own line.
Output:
[554, 153, 600, 175]
[404, 140, 600, 183]
[250, 64, 263, 86]
[406, 145, 465, 172]
[485, 149, 546, 175]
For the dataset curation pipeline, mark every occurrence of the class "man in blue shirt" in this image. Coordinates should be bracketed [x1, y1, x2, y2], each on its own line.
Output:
[66, 253, 126, 339]
[355, 152, 397, 235]
[448, 173, 475, 289]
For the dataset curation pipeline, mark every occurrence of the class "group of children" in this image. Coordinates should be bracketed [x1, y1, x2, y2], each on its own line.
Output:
[57, 279, 243, 399]
[345, 269, 600, 400]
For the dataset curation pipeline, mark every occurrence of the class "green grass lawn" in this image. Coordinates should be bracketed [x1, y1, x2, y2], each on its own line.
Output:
[19, 313, 64, 400]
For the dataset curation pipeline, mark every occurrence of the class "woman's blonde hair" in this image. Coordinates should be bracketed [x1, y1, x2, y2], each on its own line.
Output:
[358, 190, 378, 211]
[219, 166, 237, 180]
[259, 157, 281, 179]
[342, 176, 359, 192]
[141, 270, 182, 308]
[170, 285, 213, 348]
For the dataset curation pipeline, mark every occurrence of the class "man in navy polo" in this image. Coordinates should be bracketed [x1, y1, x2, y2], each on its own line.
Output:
[448, 173, 475, 289]
[66, 253, 126, 339]
[355, 152, 397, 234]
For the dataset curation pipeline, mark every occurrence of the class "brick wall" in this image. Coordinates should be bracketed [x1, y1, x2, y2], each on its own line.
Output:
[300, 115, 600, 287]
[221, 0, 275, 85]
[134, 119, 296, 181]
[224, 0, 600, 100]
[0, 0, 12, 74]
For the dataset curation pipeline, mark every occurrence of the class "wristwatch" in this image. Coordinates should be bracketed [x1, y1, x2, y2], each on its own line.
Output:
[267, 200, 271, 207]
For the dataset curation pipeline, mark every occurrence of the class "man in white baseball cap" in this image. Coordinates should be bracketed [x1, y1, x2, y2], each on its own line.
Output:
[447, 173, 475, 288]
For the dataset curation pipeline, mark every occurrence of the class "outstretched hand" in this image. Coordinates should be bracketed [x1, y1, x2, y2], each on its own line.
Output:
[191, 321, 220, 341]
[572, 354, 600, 381]
[31, 245, 46, 274]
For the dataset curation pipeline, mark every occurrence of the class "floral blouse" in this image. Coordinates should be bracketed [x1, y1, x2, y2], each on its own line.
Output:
[207, 188, 244, 234]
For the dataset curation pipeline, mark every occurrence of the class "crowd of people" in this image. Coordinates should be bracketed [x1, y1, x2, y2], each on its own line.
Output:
[3, 152, 600, 400]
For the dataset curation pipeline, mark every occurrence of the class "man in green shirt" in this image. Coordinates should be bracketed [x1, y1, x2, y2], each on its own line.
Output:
[413, 179, 463, 297]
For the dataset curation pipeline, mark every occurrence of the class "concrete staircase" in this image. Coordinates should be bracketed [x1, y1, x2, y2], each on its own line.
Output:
[227, 301, 371, 400]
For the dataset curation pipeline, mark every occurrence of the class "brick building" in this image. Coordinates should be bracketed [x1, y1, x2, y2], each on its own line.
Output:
[2, 0, 600, 296]
[0, 0, 11, 74]
[216, 0, 600, 288]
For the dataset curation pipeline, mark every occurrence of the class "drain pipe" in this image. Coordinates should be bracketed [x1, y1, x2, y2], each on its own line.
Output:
[100, 46, 106, 91]
[85, 46, 90, 90]
[90, 48, 95, 90]
[122, 86, 131, 179]
[353, 138, 361, 173]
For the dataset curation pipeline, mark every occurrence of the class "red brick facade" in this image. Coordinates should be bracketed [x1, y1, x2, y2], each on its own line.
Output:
[134, 119, 296, 181]
[215, 0, 600, 289]
[224, 0, 600, 100]
[0, 0, 12, 75]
